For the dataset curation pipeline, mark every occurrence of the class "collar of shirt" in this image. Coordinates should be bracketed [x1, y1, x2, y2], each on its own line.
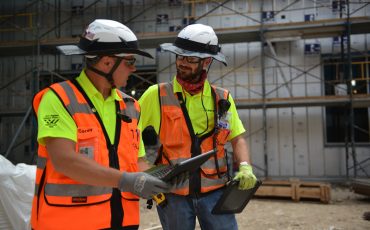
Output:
[76, 69, 122, 102]
[173, 75, 212, 99]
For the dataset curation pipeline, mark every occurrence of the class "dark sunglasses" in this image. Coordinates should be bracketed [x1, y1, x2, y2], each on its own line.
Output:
[176, 55, 202, 64]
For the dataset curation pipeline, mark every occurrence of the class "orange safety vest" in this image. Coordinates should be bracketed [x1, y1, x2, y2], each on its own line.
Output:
[157, 82, 230, 196]
[31, 80, 141, 230]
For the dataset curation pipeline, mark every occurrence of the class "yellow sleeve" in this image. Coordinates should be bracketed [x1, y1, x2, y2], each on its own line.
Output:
[138, 85, 161, 133]
[138, 84, 161, 157]
[37, 90, 77, 145]
[227, 93, 246, 140]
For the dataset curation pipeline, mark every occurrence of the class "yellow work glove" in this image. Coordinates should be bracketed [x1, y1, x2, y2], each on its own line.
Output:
[233, 164, 257, 190]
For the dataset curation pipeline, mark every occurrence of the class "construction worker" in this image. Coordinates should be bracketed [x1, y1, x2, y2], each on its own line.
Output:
[31, 19, 173, 230]
[139, 24, 257, 230]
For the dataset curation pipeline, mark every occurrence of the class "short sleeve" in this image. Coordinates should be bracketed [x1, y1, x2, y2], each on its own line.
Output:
[227, 93, 246, 140]
[37, 90, 77, 145]
[138, 85, 161, 133]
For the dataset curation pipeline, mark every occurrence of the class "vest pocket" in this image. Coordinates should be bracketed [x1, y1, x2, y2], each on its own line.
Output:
[162, 110, 183, 148]
[44, 183, 112, 206]
[77, 127, 99, 161]
[200, 156, 228, 177]
[121, 192, 140, 226]
[215, 128, 230, 146]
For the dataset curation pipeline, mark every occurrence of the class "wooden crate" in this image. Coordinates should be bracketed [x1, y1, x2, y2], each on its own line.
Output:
[255, 179, 331, 203]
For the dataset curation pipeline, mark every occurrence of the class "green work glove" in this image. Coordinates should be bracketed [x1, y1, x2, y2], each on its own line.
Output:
[233, 164, 257, 190]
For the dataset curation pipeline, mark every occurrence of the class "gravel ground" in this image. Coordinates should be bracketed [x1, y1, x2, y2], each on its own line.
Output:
[138, 185, 370, 230]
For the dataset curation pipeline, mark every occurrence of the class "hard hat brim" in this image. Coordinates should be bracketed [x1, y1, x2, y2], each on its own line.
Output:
[160, 43, 227, 66]
[57, 45, 153, 58]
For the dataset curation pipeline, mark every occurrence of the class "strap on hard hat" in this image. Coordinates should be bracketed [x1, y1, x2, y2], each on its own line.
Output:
[174, 37, 221, 55]
[86, 57, 123, 87]
[79, 36, 139, 55]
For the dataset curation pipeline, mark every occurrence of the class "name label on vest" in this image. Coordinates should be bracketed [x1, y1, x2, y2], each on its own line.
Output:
[78, 128, 93, 134]
[72, 196, 87, 203]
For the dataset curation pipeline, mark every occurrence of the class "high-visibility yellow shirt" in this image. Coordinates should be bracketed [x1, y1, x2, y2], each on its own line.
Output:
[37, 69, 145, 157]
[138, 76, 245, 156]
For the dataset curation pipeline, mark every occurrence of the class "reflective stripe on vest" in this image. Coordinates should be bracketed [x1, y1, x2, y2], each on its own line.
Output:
[159, 82, 229, 195]
[59, 81, 93, 115]
[45, 184, 112, 196]
[31, 80, 140, 230]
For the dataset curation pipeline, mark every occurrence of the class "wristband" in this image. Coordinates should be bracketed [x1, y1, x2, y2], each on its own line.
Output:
[240, 161, 249, 166]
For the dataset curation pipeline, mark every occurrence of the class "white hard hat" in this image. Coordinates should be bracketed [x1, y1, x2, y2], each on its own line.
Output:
[57, 19, 152, 58]
[160, 24, 226, 65]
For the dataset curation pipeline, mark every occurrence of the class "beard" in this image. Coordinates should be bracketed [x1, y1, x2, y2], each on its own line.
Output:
[176, 64, 204, 83]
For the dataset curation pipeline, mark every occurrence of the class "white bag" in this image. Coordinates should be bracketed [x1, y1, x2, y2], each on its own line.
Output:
[0, 155, 36, 230]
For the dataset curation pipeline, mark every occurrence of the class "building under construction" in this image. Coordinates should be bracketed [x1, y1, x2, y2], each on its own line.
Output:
[1, 0, 369, 182]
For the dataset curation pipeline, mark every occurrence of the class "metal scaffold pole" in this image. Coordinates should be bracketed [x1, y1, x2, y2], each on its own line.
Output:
[260, 0, 268, 178]
[346, 0, 357, 178]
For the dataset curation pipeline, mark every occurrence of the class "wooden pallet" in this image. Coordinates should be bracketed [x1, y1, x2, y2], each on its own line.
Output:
[255, 179, 331, 203]
[352, 179, 370, 196]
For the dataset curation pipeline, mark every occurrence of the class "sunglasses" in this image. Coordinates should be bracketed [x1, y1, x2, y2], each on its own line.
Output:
[109, 56, 137, 66]
[121, 57, 136, 66]
[176, 55, 202, 64]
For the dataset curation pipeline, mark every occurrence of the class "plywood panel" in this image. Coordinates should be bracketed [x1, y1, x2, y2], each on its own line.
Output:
[235, 43, 248, 67]
[307, 107, 325, 176]
[276, 67, 292, 98]
[267, 109, 280, 176]
[264, 64, 276, 86]
[234, 15, 248, 27]
[351, 34, 366, 51]
[354, 147, 370, 177]
[207, 16, 221, 29]
[278, 108, 294, 176]
[249, 109, 264, 176]
[290, 8, 303, 23]
[307, 82, 321, 97]
[221, 15, 233, 28]
[316, 0, 333, 20]
[223, 44, 234, 68]
[275, 12, 290, 24]
[235, 72, 249, 98]
[293, 107, 309, 176]
[144, 21, 155, 33]
[320, 37, 333, 54]
[292, 80, 306, 97]
[324, 147, 343, 176]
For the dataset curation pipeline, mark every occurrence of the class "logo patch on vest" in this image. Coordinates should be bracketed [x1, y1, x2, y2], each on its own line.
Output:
[43, 115, 59, 128]
[72, 196, 87, 203]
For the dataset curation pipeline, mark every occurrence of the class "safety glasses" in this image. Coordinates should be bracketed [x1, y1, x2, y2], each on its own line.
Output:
[121, 57, 136, 66]
[110, 56, 137, 66]
[176, 55, 202, 64]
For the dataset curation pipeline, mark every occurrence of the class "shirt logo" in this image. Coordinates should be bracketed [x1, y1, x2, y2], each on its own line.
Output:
[43, 115, 59, 128]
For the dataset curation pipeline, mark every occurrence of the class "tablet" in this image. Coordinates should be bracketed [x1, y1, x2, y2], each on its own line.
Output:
[145, 149, 217, 182]
[212, 179, 262, 214]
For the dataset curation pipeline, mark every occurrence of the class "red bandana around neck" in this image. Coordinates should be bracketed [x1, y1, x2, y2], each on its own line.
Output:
[176, 70, 207, 95]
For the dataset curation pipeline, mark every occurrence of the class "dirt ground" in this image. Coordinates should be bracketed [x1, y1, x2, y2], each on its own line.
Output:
[138, 185, 370, 230]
